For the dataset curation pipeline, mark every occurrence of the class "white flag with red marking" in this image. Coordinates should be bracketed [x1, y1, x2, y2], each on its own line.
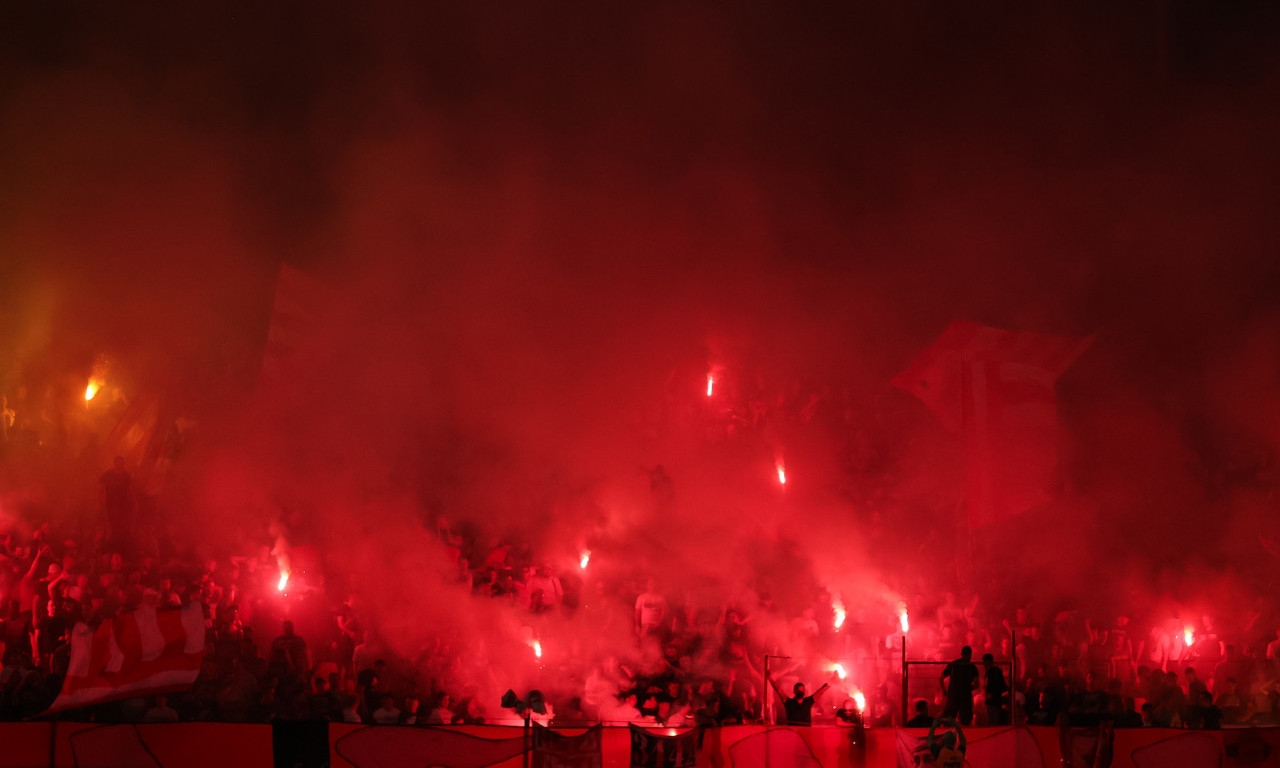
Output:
[893, 321, 1092, 529]
[45, 602, 205, 713]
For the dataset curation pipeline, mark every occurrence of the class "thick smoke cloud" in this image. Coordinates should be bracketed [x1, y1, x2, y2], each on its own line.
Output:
[3, 0, 1280, 710]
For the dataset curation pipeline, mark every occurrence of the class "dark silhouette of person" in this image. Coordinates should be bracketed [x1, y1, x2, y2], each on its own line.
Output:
[906, 699, 933, 727]
[982, 653, 1009, 725]
[769, 678, 831, 725]
[941, 645, 979, 726]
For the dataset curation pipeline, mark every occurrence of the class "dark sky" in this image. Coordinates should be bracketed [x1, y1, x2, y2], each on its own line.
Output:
[3, 1, 1279, 365]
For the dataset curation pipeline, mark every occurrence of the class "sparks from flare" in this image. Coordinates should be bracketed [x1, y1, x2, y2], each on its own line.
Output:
[579, 551, 590, 569]
[833, 599, 846, 630]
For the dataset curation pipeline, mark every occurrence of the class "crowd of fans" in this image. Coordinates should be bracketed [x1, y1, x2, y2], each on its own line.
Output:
[0, 500, 1278, 732]
[2, 365, 1280, 732]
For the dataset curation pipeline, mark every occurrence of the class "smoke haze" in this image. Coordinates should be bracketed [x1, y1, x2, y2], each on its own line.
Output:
[3, 0, 1280, 711]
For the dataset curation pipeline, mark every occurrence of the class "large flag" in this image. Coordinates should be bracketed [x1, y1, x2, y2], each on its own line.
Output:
[892, 322, 1092, 529]
[261, 263, 334, 389]
[726, 728, 821, 768]
[533, 723, 603, 768]
[45, 602, 205, 714]
[100, 395, 162, 471]
[333, 726, 528, 768]
[894, 726, 1047, 768]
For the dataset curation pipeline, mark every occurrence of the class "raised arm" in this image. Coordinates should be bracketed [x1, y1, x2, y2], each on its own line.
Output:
[767, 674, 788, 702]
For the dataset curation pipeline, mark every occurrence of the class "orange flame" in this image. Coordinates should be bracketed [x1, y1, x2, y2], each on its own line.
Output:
[84, 382, 100, 401]
[1184, 627, 1195, 648]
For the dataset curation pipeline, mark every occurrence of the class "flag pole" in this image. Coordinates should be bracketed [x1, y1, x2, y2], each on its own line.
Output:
[900, 634, 908, 726]
[958, 358, 975, 593]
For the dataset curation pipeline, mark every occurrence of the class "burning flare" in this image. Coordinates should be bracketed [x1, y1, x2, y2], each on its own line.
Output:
[706, 375, 714, 397]
[853, 691, 866, 712]
[898, 603, 910, 633]
[833, 599, 846, 630]
[84, 382, 100, 401]
[1184, 626, 1195, 648]
[833, 663, 847, 680]
[579, 551, 590, 570]
[776, 465, 786, 485]
[277, 569, 290, 592]
[532, 640, 543, 659]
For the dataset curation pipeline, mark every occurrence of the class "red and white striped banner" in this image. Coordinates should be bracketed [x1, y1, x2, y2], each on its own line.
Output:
[45, 602, 205, 714]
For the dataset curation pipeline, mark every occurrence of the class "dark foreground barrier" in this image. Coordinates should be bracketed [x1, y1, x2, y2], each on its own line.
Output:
[0, 722, 1274, 768]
